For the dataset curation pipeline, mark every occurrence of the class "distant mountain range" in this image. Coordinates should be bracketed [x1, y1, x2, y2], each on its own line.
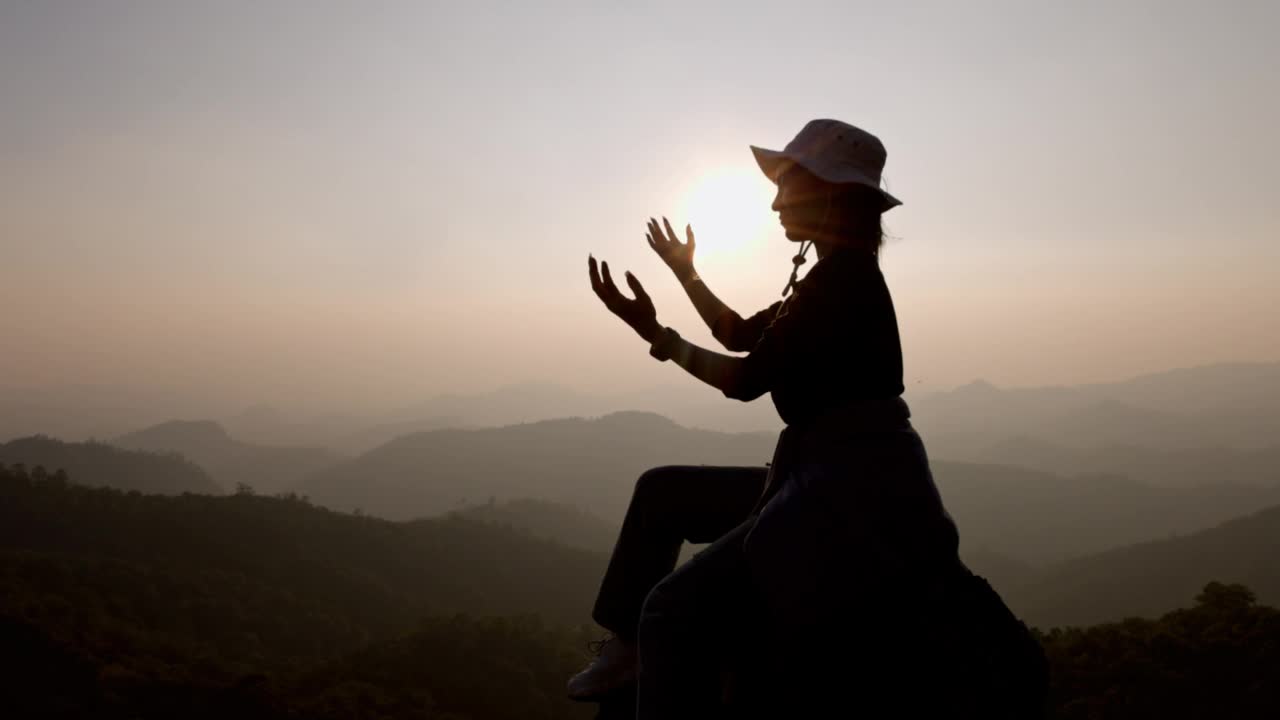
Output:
[9, 360, 1276, 451]
[4, 445, 1280, 634]
[1003, 504, 1280, 627]
[0, 435, 220, 495]
[115, 420, 341, 495]
[944, 434, 1280, 488]
[6, 358, 1280, 581]
[336, 361, 1280, 446]
[297, 411, 776, 521]
[296, 411, 1280, 566]
[912, 361, 1280, 456]
[934, 461, 1280, 564]
[14, 399, 1280, 571]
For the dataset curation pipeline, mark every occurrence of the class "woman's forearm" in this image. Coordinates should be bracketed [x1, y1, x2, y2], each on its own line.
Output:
[656, 330, 763, 400]
[675, 267, 746, 349]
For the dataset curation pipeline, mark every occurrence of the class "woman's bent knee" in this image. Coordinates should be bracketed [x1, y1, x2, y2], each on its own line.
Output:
[634, 465, 686, 500]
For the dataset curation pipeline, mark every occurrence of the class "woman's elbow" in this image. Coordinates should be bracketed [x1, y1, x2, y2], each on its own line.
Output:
[711, 313, 750, 352]
[721, 376, 768, 402]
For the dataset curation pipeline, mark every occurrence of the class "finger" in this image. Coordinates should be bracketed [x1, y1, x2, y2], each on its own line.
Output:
[645, 232, 657, 252]
[625, 271, 650, 303]
[601, 261, 623, 301]
[588, 255, 606, 297]
[686, 223, 696, 249]
[655, 217, 671, 245]
[663, 217, 680, 245]
[648, 218, 665, 248]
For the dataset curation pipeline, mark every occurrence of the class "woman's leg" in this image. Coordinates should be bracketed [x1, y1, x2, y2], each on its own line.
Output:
[636, 518, 759, 720]
[591, 465, 767, 641]
[569, 465, 766, 701]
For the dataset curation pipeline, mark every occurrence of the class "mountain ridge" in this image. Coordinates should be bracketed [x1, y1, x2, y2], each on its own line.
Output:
[0, 435, 220, 495]
[1004, 502, 1280, 627]
[116, 419, 342, 495]
[297, 412, 1280, 566]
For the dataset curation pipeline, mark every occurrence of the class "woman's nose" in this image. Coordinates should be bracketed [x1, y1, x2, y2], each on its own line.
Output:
[771, 186, 786, 212]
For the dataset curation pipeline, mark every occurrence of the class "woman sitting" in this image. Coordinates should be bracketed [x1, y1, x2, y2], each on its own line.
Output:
[575, 119, 984, 718]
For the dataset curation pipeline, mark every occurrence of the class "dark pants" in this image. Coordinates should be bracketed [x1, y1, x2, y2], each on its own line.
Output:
[591, 465, 767, 642]
[590, 465, 767, 720]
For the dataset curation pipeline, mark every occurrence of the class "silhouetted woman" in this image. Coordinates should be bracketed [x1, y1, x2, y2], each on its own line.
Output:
[575, 120, 986, 718]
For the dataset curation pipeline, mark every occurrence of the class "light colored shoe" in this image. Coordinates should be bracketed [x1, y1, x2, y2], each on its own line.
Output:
[567, 634, 637, 701]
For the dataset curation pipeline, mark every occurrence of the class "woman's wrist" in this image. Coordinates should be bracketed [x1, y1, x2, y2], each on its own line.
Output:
[672, 264, 698, 285]
[639, 318, 663, 344]
[648, 326, 681, 361]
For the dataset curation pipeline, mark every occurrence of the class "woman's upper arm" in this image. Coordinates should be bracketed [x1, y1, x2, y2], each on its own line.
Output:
[717, 302, 784, 353]
[726, 281, 853, 400]
[723, 299, 804, 400]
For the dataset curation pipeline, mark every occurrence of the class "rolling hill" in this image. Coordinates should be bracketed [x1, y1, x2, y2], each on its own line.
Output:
[0, 463, 605, 638]
[946, 435, 1280, 488]
[911, 361, 1280, 459]
[0, 462, 600, 719]
[116, 420, 341, 495]
[298, 412, 1280, 566]
[298, 411, 776, 521]
[1003, 503, 1280, 627]
[935, 461, 1280, 564]
[0, 435, 220, 495]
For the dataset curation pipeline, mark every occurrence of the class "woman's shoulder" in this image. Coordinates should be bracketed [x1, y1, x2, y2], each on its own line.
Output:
[801, 249, 882, 295]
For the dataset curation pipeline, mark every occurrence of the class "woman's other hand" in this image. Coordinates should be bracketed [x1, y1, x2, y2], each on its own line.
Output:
[646, 216, 696, 282]
[589, 255, 661, 343]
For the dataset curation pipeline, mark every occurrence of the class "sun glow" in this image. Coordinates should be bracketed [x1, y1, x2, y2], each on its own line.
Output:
[676, 166, 778, 264]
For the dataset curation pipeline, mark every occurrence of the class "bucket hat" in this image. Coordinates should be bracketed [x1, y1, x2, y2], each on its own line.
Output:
[751, 119, 902, 210]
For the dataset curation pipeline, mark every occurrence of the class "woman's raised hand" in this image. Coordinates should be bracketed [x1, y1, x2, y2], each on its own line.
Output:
[646, 217, 696, 280]
[588, 255, 661, 343]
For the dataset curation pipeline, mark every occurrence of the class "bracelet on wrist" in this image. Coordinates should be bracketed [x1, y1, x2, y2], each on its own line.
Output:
[648, 326, 681, 362]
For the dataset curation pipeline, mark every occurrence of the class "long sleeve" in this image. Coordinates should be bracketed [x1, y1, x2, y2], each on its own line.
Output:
[715, 301, 785, 353]
[721, 293, 826, 402]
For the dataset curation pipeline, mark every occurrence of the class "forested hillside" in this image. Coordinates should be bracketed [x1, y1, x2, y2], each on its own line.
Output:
[0, 464, 604, 640]
[451, 498, 618, 552]
[3, 462, 1280, 718]
[0, 435, 220, 495]
[1004, 504, 1280, 627]
[1042, 582, 1280, 718]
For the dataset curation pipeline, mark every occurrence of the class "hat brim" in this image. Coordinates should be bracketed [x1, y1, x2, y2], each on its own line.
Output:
[750, 145, 902, 210]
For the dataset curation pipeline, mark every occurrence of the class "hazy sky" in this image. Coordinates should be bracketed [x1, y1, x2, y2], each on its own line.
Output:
[2, 0, 1277, 415]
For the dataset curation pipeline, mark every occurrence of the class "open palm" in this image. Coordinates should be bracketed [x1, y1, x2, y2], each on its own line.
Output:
[588, 256, 660, 342]
[646, 216, 695, 278]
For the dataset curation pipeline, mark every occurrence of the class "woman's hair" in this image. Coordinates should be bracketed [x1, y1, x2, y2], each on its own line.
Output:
[831, 184, 888, 259]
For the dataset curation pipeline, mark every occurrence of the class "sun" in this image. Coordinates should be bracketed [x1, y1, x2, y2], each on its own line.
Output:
[676, 166, 777, 264]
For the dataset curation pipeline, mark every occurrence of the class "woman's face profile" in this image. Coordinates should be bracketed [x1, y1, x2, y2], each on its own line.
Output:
[771, 165, 834, 242]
